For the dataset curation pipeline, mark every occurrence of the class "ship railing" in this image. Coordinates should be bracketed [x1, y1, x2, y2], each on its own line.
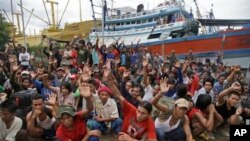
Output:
[90, 20, 186, 37]
[107, 4, 181, 21]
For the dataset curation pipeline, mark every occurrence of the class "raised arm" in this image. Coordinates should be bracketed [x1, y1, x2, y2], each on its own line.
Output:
[151, 78, 169, 113]
[103, 60, 125, 104]
[216, 82, 242, 106]
[78, 81, 94, 118]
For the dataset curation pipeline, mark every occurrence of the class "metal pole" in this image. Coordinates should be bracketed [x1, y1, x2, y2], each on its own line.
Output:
[20, 0, 27, 49]
[79, 0, 82, 22]
[10, 0, 14, 23]
[221, 35, 226, 61]
[101, 0, 105, 44]
[25, 8, 34, 30]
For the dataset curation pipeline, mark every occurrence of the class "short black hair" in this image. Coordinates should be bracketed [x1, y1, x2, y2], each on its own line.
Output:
[229, 90, 241, 97]
[203, 77, 214, 86]
[0, 100, 17, 113]
[133, 83, 144, 96]
[32, 94, 43, 101]
[139, 101, 153, 114]
[196, 94, 212, 110]
[176, 84, 188, 97]
[61, 82, 73, 93]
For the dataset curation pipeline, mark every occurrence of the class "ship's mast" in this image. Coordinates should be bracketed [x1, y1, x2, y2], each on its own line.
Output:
[10, 0, 14, 24]
[20, 0, 27, 49]
[12, 12, 21, 35]
[193, 0, 206, 34]
[47, 0, 58, 30]
[101, 0, 106, 44]
[79, 0, 82, 22]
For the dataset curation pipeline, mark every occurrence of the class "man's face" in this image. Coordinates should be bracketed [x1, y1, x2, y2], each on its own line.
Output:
[153, 85, 160, 96]
[131, 87, 141, 98]
[125, 82, 133, 92]
[22, 79, 31, 89]
[32, 99, 44, 111]
[99, 91, 110, 104]
[218, 76, 225, 85]
[57, 70, 64, 78]
[204, 82, 213, 92]
[228, 94, 240, 107]
[136, 106, 149, 122]
[89, 84, 96, 93]
[60, 113, 74, 128]
[70, 78, 77, 85]
[174, 106, 188, 118]
[0, 108, 14, 123]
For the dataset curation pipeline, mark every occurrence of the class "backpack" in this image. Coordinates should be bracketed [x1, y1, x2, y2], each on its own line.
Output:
[9, 89, 37, 109]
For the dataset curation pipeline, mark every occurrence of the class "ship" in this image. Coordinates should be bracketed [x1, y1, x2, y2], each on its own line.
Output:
[5, 0, 99, 46]
[89, 0, 250, 68]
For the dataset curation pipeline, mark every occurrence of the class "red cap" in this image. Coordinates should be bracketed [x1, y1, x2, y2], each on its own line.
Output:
[98, 86, 112, 95]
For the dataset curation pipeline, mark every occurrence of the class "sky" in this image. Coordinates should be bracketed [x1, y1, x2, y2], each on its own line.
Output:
[0, 0, 250, 35]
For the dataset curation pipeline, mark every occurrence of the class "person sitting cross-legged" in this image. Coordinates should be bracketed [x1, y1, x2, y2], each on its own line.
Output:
[87, 86, 123, 136]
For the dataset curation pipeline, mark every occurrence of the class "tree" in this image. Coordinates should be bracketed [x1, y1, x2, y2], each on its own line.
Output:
[0, 13, 11, 50]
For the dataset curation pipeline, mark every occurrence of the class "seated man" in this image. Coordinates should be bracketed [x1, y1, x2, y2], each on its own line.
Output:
[26, 94, 58, 140]
[151, 79, 193, 141]
[87, 86, 123, 135]
[215, 82, 243, 136]
[0, 100, 25, 141]
[56, 82, 101, 141]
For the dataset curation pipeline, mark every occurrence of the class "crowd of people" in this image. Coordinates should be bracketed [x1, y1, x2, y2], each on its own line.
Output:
[0, 36, 250, 141]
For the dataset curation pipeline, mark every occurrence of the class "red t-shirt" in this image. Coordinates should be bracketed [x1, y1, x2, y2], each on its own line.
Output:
[121, 100, 156, 140]
[187, 107, 203, 121]
[56, 112, 87, 141]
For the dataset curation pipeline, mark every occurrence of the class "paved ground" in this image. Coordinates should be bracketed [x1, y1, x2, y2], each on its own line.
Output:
[99, 132, 230, 141]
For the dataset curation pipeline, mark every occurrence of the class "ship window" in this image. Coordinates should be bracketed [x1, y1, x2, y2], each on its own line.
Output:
[147, 33, 161, 39]
[142, 20, 147, 24]
[121, 23, 124, 25]
[131, 21, 135, 24]
[116, 23, 120, 26]
[126, 22, 130, 25]
[148, 18, 153, 22]
[136, 20, 141, 24]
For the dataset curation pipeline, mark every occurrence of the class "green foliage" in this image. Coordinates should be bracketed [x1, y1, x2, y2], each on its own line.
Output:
[0, 14, 11, 50]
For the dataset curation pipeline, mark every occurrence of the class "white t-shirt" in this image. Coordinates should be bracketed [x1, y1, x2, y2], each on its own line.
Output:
[0, 116, 22, 141]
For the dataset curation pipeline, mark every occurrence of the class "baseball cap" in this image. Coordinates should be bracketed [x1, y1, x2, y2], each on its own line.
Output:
[175, 98, 189, 109]
[57, 67, 64, 71]
[21, 70, 30, 75]
[57, 105, 76, 118]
